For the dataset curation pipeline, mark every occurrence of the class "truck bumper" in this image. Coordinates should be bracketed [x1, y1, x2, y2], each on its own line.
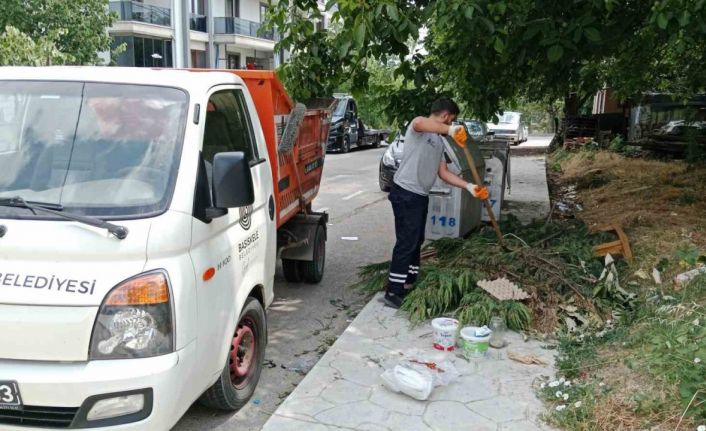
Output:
[0, 341, 197, 430]
[327, 135, 342, 151]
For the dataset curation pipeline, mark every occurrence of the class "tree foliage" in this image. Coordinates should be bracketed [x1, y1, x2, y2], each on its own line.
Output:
[0, 0, 116, 65]
[265, 0, 706, 122]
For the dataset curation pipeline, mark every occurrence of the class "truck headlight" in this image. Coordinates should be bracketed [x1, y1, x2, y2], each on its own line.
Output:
[89, 271, 174, 360]
[382, 147, 396, 167]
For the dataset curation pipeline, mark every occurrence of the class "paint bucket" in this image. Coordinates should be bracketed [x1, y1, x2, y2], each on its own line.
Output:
[431, 318, 459, 351]
[460, 326, 491, 359]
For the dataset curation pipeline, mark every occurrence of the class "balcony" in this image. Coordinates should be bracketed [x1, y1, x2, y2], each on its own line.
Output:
[190, 14, 207, 32]
[214, 17, 278, 41]
[110, 1, 171, 27]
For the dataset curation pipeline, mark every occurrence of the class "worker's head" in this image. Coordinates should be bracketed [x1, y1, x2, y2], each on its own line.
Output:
[430, 98, 460, 125]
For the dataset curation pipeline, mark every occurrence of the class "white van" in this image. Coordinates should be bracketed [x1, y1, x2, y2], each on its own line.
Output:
[0, 67, 279, 429]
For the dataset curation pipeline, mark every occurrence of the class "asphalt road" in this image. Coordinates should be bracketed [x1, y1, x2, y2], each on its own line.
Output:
[173, 144, 396, 431]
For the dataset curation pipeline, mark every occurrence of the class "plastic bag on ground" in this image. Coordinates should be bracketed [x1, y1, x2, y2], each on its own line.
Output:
[380, 352, 460, 400]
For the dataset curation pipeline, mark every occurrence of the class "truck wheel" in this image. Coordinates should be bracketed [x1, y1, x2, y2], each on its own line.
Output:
[341, 136, 351, 153]
[282, 259, 302, 282]
[199, 297, 266, 411]
[300, 224, 325, 283]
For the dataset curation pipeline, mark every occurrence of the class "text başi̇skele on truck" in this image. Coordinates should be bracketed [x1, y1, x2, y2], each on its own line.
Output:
[0, 67, 333, 430]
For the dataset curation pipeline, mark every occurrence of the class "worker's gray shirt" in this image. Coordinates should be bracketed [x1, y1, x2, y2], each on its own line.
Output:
[393, 127, 446, 196]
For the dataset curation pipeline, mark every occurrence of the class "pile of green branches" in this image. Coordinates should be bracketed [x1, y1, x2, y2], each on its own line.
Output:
[358, 216, 629, 332]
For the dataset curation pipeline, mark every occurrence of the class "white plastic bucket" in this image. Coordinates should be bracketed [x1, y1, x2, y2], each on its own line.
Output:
[431, 318, 459, 351]
[460, 326, 491, 358]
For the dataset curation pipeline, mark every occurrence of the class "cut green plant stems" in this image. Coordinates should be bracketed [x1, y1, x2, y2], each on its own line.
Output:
[357, 215, 627, 332]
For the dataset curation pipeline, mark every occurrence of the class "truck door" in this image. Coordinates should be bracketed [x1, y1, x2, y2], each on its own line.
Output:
[190, 86, 271, 378]
[347, 100, 359, 144]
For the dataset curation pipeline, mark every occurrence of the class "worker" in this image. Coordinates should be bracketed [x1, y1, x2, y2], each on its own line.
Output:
[385, 98, 489, 308]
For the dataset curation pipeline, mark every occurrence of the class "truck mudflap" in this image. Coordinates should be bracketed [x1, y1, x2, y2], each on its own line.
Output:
[277, 211, 328, 261]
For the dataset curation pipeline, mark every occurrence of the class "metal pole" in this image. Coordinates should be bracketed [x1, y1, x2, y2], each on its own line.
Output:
[173, 0, 191, 67]
[207, 0, 215, 68]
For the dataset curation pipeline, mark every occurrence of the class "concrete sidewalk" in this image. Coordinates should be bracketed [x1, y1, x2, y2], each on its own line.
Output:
[262, 297, 556, 431]
[503, 155, 551, 224]
[261, 155, 554, 431]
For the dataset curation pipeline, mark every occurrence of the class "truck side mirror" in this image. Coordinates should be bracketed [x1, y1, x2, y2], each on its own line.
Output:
[211, 152, 255, 209]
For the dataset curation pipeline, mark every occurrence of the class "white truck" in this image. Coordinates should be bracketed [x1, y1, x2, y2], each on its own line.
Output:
[0, 67, 330, 430]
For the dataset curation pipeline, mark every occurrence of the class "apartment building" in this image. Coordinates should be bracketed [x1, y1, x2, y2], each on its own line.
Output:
[108, 0, 282, 69]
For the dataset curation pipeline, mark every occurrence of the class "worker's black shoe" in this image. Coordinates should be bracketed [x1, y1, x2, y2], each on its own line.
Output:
[383, 291, 406, 309]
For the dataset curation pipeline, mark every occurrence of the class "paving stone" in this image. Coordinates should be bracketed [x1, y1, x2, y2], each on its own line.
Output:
[467, 395, 529, 423]
[294, 365, 343, 398]
[329, 352, 385, 387]
[315, 400, 390, 429]
[423, 401, 496, 431]
[320, 378, 371, 404]
[262, 415, 330, 431]
[430, 374, 498, 403]
[384, 412, 433, 431]
[278, 396, 336, 419]
[369, 385, 426, 416]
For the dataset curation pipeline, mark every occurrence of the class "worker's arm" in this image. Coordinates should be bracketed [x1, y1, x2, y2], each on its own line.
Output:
[438, 160, 490, 199]
[411, 116, 451, 134]
[438, 159, 468, 188]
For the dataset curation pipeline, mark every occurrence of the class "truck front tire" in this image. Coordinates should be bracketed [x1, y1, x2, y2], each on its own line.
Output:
[199, 297, 267, 411]
[341, 136, 351, 153]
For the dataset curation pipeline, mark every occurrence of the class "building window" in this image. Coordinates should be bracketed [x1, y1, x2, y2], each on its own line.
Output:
[111, 36, 173, 68]
[191, 50, 207, 68]
[225, 0, 239, 17]
[227, 54, 241, 69]
[259, 3, 268, 23]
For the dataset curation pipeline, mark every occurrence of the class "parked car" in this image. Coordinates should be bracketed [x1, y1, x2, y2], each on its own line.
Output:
[486, 111, 527, 145]
[327, 95, 388, 153]
[379, 127, 405, 192]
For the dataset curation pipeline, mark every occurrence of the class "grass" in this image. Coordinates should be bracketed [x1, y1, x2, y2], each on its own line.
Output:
[539, 148, 706, 430]
[538, 276, 706, 430]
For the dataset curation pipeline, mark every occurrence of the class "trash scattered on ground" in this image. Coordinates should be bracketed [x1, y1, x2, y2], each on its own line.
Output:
[477, 277, 530, 301]
[431, 317, 459, 351]
[592, 223, 633, 264]
[341, 236, 358, 241]
[508, 351, 547, 365]
[674, 266, 706, 287]
[380, 352, 460, 401]
[253, 399, 261, 405]
[652, 268, 662, 284]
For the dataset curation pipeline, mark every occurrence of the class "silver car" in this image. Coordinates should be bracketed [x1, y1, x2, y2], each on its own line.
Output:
[486, 111, 527, 145]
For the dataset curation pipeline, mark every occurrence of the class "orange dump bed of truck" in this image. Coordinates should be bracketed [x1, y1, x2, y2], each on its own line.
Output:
[224, 70, 332, 228]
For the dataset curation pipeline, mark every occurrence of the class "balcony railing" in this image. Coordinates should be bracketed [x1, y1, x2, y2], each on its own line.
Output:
[190, 14, 207, 32]
[214, 17, 278, 41]
[110, 1, 171, 27]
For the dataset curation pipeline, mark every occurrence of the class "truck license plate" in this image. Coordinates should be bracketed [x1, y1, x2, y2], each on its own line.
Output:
[0, 381, 23, 410]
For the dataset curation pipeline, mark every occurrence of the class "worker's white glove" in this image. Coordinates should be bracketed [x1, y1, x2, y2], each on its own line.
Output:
[465, 183, 489, 200]
[447, 125, 468, 147]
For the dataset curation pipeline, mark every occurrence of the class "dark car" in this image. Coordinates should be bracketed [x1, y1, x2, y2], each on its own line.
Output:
[379, 129, 405, 191]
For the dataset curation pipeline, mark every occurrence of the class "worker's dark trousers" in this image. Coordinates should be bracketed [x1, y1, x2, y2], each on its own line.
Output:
[388, 183, 429, 295]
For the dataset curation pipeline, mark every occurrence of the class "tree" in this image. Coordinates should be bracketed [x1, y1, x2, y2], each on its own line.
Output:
[265, 0, 706, 123]
[0, 0, 117, 65]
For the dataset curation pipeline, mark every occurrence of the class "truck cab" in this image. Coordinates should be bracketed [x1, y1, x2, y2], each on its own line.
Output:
[0, 67, 277, 430]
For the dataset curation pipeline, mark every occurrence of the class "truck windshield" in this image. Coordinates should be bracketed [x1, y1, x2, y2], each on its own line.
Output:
[333, 99, 347, 117]
[0, 81, 187, 218]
